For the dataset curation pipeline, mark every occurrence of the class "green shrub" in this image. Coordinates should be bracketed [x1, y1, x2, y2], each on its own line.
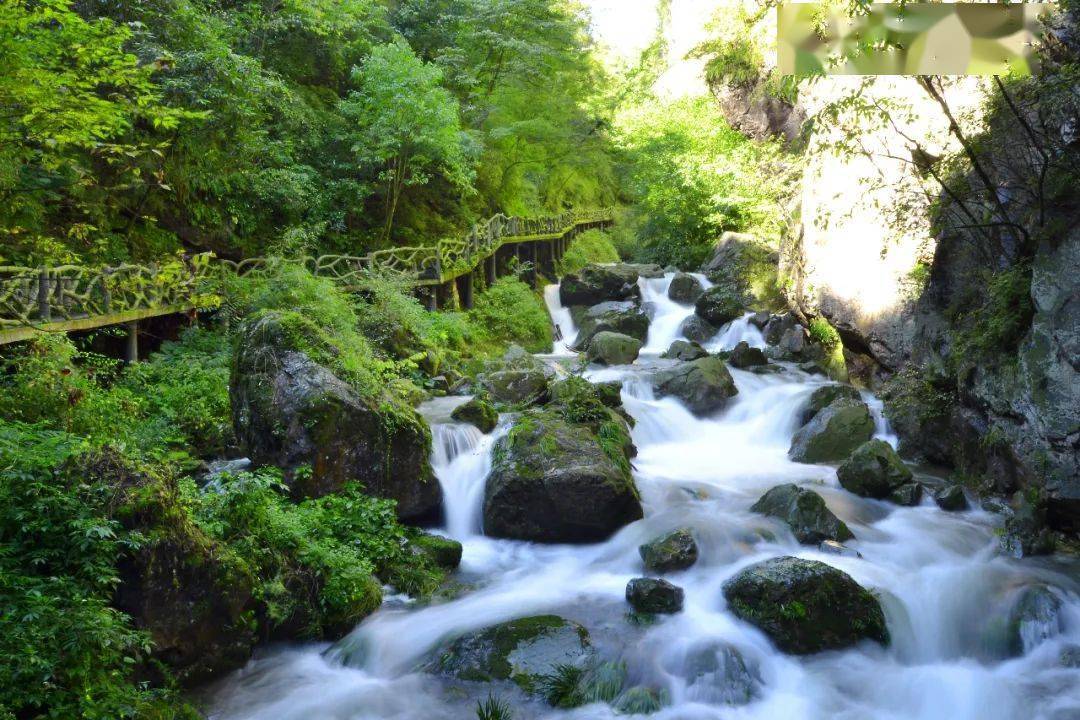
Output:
[808, 317, 840, 348]
[468, 276, 553, 354]
[558, 229, 620, 276]
[952, 263, 1034, 366]
[119, 327, 233, 458]
[0, 422, 197, 719]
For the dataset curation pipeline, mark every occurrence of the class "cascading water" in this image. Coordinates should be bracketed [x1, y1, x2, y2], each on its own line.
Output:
[544, 283, 579, 356]
[637, 273, 766, 354]
[206, 273, 1080, 720]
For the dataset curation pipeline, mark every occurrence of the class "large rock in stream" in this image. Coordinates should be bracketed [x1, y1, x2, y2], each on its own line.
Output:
[668, 272, 705, 304]
[788, 398, 875, 463]
[560, 264, 643, 306]
[652, 356, 739, 415]
[750, 484, 853, 544]
[427, 615, 595, 692]
[478, 345, 554, 407]
[695, 285, 745, 327]
[572, 303, 650, 350]
[230, 312, 441, 521]
[587, 331, 642, 366]
[836, 439, 913, 499]
[483, 409, 642, 543]
[722, 556, 889, 654]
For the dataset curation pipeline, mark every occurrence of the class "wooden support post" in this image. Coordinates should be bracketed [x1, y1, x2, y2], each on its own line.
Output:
[457, 273, 474, 310]
[426, 287, 437, 311]
[485, 254, 496, 286]
[436, 281, 454, 310]
[526, 242, 538, 289]
[125, 321, 139, 363]
[37, 268, 51, 322]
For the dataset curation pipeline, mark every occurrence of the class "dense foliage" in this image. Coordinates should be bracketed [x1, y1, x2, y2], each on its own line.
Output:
[1, 0, 618, 265]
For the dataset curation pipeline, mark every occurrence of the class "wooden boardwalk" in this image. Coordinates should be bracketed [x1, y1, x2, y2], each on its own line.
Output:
[0, 209, 612, 347]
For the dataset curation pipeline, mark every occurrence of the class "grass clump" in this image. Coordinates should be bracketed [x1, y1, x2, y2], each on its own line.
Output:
[558, 229, 620, 276]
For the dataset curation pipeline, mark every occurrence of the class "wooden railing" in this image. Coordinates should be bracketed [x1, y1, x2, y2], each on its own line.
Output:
[0, 209, 612, 344]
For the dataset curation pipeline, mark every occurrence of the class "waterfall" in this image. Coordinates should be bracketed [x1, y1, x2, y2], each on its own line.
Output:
[543, 283, 578, 355]
[207, 273, 1080, 720]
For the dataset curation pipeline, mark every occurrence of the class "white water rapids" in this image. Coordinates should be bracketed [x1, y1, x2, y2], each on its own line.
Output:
[206, 273, 1080, 720]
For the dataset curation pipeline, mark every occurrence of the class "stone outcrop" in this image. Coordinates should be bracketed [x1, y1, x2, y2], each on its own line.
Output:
[230, 312, 440, 522]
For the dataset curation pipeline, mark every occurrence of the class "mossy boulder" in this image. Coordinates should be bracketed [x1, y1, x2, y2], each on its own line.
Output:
[230, 312, 440, 522]
[626, 578, 684, 614]
[573, 305, 650, 350]
[663, 339, 709, 361]
[410, 532, 463, 570]
[560, 264, 642, 306]
[799, 384, 863, 426]
[750, 484, 854, 544]
[483, 409, 642, 543]
[722, 556, 889, 654]
[889, 483, 924, 506]
[481, 369, 550, 406]
[100, 449, 258, 684]
[933, 485, 969, 511]
[701, 232, 782, 310]
[652, 356, 739, 416]
[427, 615, 595, 692]
[451, 396, 499, 433]
[639, 529, 699, 573]
[788, 399, 875, 464]
[679, 315, 718, 343]
[668, 272, 705, 304]
[836, 440, 913, 499]
[587, 331, 642, 366]
[695, 285, 745, 327]
[728, 341, 768, 369]
[1008, 585, 1063, 656]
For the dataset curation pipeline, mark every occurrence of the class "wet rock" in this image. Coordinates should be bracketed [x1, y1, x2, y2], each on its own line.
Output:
[451, 396, 499, 433]
[594, 381, 625, 409]
[750, 483, 854, 544]
[933, 485, 969, 512]
[777, 325, 809, 357]
[836, 439, 913, 499]
[663, 339, 709, 361]
[764, 312, 800, 346]
[560, 264, 642, 306]
[798, 361, 828, 376]
[639, 529, 698, 573]
[722, 556, 889, 654]
[626, 578, 684, 614]
[427, 615, 595, 692]
[573, 305, 650, 349]
[613, 686, 667, 714]
[481, 369, 550, 406]
[818, 540, 862, 558]
[749, 311, 771, 329]
[231, 312, 440, 521]
[788, 399, 875, 464]
[201, 457, 251, 484]
[479, 346, 554, 407]
[587, 331, 642, 366]
[410, 532, 463, 570]
[1000, 495, 1056, 557]
[681, 642, 758, 705]
[799, 384, 863, 426]
[668, 272, 705, 304]
[1060, 645, 1080, 668]
[679, 314, 718, 343]
[728, 341, 768, 369]
[695, 285, 745, 327]
[1009, 585, 1064, 656]
[889, 483, 924, 506]
[626, 263, 665, 279]
[652, 356, 739, 416]
[484, 409, 642, 543]
[700, 232, 782, 309]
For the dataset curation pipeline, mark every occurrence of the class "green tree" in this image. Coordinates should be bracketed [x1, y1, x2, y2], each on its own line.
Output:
[341, 39, 473, 242]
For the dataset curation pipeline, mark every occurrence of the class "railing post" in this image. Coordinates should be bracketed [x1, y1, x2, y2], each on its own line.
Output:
[125, 321, 139, 363]
[37, 268, 51, 322]
[101, 269, 112, 314]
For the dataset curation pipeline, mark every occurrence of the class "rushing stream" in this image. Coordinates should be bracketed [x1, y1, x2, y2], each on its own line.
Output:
[206, 273, 1080, 720]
